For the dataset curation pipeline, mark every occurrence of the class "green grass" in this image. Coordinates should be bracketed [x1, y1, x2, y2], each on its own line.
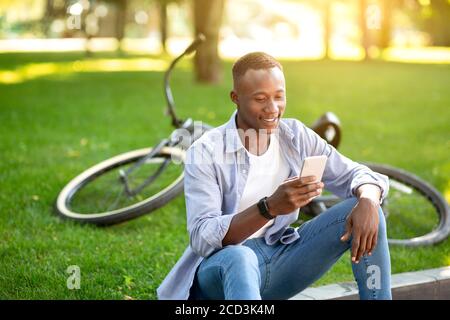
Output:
[0, 51, 449, 299]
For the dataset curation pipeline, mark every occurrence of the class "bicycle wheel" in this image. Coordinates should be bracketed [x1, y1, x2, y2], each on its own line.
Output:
[364, 163, 450, 246]
[55, 146, 185, 225]
[302, 163, 450, 246]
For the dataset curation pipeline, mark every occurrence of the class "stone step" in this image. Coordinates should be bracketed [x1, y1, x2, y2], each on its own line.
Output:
[289, 266, 450, 300]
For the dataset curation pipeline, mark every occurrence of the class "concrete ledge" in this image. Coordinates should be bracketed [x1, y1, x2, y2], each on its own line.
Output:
[289, 266, 450, 300]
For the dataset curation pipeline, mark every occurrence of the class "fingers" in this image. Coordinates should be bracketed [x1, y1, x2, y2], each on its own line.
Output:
[366, 233, 374, 256]
[299, 187, 323, 200]
[345, 220, 361, 264]
[340, 232, 350, 242]
[367, 231, 378, 256]
[340, 220, 352, 242]
[284, 175, 317, 186]
[355, 236, 367, 263]
[351, 236, 359, 263]
[284, 178, 324, 206]
[299, 175, 319, 185]
[283, 175, 300, 184]
[353, 233, 377, 263]
[284, 177, 324, 203]
[294, 182, 324, 198]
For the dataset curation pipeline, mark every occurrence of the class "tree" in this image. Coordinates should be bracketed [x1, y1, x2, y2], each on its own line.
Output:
[156, 0, 183, 53]
[378, 0, 395, 49]
[323, 0, 331, 59]
[359, 0, 370, 60]
[193, 0, 225, 84]
[112, 0, 127, 52]
[42, 0, 71, 36]
[424, 0, 450, 46]
[159, 0, 168, 52]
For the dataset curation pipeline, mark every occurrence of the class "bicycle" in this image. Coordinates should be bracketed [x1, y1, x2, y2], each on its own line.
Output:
[55, 35, 450, 247]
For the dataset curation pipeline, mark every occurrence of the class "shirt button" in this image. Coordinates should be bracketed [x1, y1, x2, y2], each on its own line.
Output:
[242, 169, 247, 174]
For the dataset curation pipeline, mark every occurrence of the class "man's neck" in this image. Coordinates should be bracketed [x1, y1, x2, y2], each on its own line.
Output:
[235, 115, 271, 156]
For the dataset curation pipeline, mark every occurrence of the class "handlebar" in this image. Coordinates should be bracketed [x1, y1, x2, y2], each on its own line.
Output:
[164, 34, 206, 128]
[184, 34, 206, 55]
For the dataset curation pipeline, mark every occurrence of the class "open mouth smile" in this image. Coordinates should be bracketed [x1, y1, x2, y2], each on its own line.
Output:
[261, 116, 278, 124]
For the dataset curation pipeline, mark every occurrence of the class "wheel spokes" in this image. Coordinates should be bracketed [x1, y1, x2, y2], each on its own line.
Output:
[385, 179, 439, 241]
[68, 155, 183, 214]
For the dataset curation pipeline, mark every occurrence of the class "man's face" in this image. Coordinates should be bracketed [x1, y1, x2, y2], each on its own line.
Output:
[231, 67, 286, 133]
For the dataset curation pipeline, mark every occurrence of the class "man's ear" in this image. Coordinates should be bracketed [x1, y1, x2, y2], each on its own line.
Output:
[230, 90, 239, 106]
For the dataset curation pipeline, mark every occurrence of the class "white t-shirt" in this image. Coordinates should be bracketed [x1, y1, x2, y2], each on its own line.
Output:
[237, 134, 291, 239]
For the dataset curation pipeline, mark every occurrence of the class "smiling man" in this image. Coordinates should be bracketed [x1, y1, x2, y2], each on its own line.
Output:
[157, 52, 392, 300]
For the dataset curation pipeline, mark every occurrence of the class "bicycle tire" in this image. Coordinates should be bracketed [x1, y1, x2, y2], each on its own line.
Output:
[55, 147, 185, 225]
[364, 163, 450, 246]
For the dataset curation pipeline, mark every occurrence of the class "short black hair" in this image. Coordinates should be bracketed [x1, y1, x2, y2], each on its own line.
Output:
[232, 52, 283, 85]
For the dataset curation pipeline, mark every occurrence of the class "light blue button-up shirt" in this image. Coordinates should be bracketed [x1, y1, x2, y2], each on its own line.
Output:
[157, 110, 389, 300]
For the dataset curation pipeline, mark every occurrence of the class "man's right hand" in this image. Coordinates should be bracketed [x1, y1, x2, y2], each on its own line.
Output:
[266, 176, 324, 216]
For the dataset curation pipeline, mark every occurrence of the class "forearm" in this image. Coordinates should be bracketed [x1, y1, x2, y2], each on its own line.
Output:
[222, 204, 271, 246]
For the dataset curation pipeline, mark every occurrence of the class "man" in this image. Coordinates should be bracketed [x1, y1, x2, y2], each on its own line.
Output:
[157, 52, 391, 300]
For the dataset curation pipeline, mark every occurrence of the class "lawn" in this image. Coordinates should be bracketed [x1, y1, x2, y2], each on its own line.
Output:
[0, 51, 449, 299]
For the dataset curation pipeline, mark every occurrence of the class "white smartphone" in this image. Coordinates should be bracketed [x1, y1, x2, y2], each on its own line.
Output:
[300, 155, 328, 183]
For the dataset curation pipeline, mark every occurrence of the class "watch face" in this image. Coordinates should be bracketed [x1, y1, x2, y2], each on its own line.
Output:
[258, 198, 266, 210]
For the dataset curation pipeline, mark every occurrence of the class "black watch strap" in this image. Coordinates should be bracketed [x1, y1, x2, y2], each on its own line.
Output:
[257, 197, 275, 220]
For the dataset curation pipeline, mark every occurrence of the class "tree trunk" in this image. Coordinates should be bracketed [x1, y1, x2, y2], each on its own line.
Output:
[429, 0, 450, 46]
[115, 0, 127, 53]
[359, 0, 370, 60]
[43, 0, 54, 36]
[193, 0, 224, 84]
[379, 0, 393, 49]
[83, 3, 95, 57]
[323, 1, 331, 59]
[160, 2, 168, 53]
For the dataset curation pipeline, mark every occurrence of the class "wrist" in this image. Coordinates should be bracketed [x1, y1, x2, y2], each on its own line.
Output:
[266, 197, 276, 216]
[257, 197, 275, 220]
[356, 184, 382, 203]
[358, 196, 380, 209]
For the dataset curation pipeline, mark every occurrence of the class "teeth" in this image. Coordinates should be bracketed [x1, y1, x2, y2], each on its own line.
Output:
[263, 118, 276, 122]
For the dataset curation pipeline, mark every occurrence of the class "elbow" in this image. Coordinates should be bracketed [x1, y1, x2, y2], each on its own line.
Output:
[189, 229, 217, 258]
[187, 213, 232, 258]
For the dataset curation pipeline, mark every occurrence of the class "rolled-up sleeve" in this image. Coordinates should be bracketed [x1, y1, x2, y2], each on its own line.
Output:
[301, 123, 389, 202]
[184, 143, 234, 258]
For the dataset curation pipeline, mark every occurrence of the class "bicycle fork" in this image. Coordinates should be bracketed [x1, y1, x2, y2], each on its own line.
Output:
[118, 118, 195, 198]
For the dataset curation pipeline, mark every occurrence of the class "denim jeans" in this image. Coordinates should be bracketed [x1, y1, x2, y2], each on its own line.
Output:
[190, 197, 392, 300]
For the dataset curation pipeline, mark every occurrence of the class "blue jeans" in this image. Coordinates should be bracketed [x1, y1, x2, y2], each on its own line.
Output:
[190, 197, 392, 300]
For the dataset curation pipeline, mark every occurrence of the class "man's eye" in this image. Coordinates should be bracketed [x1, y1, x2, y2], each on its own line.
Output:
[275, 95, 285, 100]
[255, 97, 266, 102]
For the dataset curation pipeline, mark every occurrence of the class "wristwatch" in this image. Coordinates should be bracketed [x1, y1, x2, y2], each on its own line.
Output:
[257, 197, 275, 220]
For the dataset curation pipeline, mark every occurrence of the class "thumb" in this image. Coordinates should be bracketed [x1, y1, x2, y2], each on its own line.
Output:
[340, 219, 352, 242]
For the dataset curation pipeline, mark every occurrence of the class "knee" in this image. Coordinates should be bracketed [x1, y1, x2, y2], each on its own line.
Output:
[220, 245, 259, 270]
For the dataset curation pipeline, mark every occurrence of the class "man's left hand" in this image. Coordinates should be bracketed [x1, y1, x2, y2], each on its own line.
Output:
[340, 198, 380, 263]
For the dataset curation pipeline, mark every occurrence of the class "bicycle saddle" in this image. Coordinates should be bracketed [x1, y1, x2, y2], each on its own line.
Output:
[310, 112, 342, 148]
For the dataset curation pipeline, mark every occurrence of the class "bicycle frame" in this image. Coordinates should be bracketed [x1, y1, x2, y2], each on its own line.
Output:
[165, 34, 206, 129]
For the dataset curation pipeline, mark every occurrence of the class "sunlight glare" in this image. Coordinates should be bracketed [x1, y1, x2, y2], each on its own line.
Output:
[0, 58, 169, 84]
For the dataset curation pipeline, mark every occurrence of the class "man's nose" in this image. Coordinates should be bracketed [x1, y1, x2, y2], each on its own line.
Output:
[265, 99, 279, 113]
